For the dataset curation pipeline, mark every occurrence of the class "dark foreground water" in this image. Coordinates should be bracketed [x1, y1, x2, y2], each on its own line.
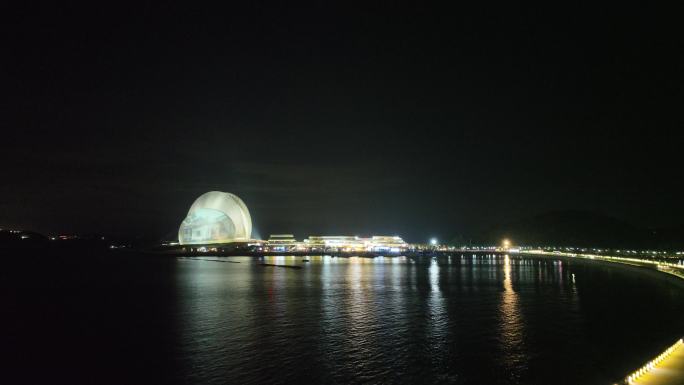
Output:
[3, 253, 684, 385]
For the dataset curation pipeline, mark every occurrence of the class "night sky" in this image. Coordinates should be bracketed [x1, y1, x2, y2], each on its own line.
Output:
[2, 3, 682, 241]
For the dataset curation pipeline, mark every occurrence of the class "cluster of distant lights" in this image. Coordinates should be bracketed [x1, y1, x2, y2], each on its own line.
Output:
[5, 227, 682, 258]
[536, 246, 677, 254]
[625, 338, 683, 384]
[175, 235, 684, 258]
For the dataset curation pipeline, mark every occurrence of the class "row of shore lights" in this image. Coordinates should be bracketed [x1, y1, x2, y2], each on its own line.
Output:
[625, 338, 683, 384]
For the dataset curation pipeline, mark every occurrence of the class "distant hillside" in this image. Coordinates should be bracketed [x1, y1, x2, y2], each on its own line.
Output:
[477, 210, 683, 249]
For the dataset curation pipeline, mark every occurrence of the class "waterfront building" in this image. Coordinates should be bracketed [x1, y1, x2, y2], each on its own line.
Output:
[302, 235, 407, 252]
[368, 236, 407, 252]
[304, 236, 362, 251]
[178, 191, 252, 245]
[268, 234, 297, 245]
[267, 234, 297, 251]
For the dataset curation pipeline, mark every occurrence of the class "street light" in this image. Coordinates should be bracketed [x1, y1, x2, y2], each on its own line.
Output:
[430, 238, 438, 246]
[503, 239, 511, 249]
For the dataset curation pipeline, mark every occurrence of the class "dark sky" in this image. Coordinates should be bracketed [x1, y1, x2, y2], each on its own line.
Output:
[2, 2, 682, 241]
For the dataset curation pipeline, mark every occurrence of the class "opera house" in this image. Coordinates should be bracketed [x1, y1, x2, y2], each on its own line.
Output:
[178, 191, 252, 245]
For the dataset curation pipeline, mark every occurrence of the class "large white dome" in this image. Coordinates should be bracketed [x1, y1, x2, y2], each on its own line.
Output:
[178, 191, 252, 245]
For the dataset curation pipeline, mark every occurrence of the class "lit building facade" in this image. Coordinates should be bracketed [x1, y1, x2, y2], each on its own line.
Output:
[178, 191, 252, 245]
[268, 234, 297, 245]
[267, 234, 297, 251]
[368, 236, 408, 252]
[298, 235, 408, 252]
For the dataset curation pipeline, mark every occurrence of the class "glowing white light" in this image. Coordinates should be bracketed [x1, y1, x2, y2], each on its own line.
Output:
[430, 238, 438, 246]
[178, 191, 252, 245]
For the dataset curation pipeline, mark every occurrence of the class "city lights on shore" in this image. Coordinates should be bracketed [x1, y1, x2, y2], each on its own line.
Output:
[526, 249, 684, 280]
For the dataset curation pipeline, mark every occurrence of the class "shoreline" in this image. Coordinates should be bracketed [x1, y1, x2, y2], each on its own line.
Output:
[519, 251, 684, 385]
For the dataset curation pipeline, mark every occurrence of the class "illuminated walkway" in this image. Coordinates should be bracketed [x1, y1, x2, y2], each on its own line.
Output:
[630, 339, 684, 385]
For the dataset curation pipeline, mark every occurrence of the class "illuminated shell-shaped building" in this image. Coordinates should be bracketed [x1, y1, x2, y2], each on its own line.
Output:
[178, 191, 252, 245]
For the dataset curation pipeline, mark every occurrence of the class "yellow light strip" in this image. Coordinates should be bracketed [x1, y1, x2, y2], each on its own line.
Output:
[625, 338, 683, 384]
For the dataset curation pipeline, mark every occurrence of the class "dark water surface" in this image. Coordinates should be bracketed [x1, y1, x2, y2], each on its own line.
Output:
[3, 253, 684, 384]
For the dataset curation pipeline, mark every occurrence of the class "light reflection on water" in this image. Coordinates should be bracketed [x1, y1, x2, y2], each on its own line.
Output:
[427, 258, 450, 379]
[171, 254, 684, 385]
[500, 255, 525, 380]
